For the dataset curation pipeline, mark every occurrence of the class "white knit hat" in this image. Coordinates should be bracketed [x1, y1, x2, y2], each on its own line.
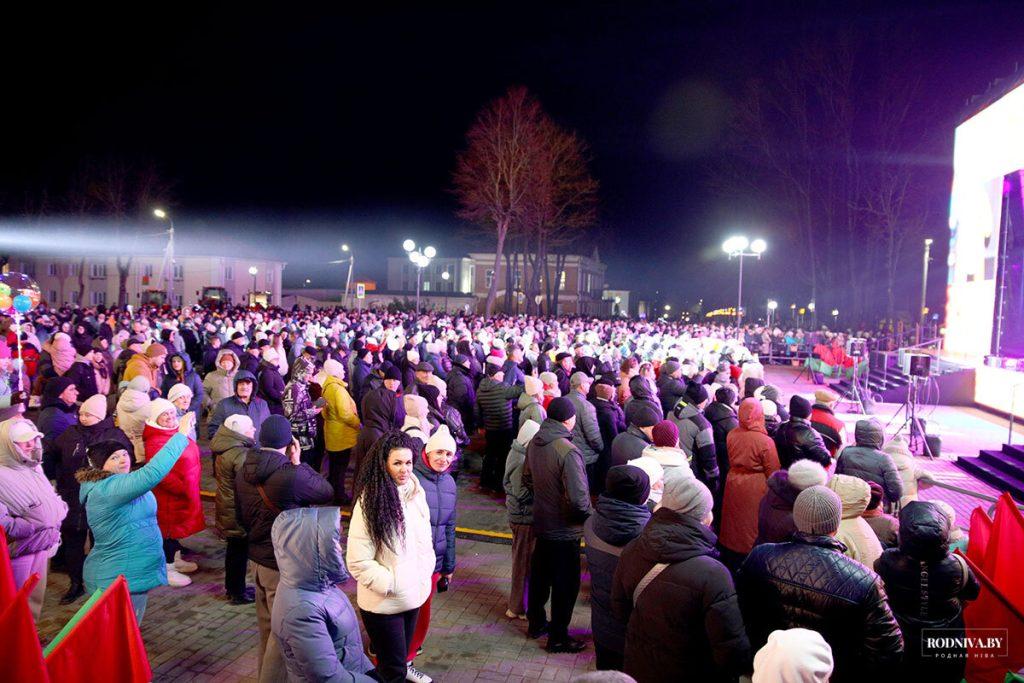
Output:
[224, 414, 254, 436]
[145, 398, 178, 428]
[79, 394, 108, 421]
[787, 459, 828, 491]
[752, 628, 833, 683]
[167, 383, 193, 404]
[425, 425, 457, 454]
[524, 375, 543, 397]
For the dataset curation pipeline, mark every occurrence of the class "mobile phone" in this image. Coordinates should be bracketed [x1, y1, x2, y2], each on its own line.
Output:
[314, 397, 327, 408]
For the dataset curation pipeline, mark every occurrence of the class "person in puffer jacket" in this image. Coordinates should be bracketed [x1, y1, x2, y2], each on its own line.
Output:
[774, 395, 831, 470]
[37, 376, 78, 451]
[835, 419, 902, 508]
[160, 352, 204, 423]
[271, 507, 376, 683]
[827, 473, 884, 569]
[210, 414, 257, 605]
[517, 375, 547, 430]
[115, 375, 152, 463]
[669, 382, 719, 492]
[584, 465, 651, 671]
[624, 373, 660, 424]
[202, 348, 239, 413]
[407, 425, 458, 664]
[874, 501, 980, 682]
[882, 435, 937, 508]
[503, 419, 540, 619]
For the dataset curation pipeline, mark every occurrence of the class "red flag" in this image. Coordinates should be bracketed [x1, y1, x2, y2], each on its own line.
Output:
[0, 573, 51, 683]
[962, 493, 1024, 683]
[44, 576, 152, 683]
[0, 528, 17, 611]
[967, 505, 992, 568]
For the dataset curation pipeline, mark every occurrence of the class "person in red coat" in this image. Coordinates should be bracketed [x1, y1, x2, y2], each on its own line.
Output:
[810, 389, 847, 457]
[143, 397, 205, 588]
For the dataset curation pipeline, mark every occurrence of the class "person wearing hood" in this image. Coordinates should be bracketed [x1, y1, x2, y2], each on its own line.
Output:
[75, 415, 195, 623]
[207, 369, 272, 440]
[518, 375, 547, 430]
[754, 384, 789, 422]
[39, 331, 76, 381]
[408, 425, 459, 665]
[37, 376, 78, 449]
[720, 398, 781, 567]
[270, 507, 376, 683]
[258, 347, 287, 416]
[445, 354, 478, 434]
[655, 360, 688, 416]
[353, 365, 405, 486]
[624, 372, 660, 423]
[322, 357, 360, 505]
[827, 473, 884, 568]
[203, 348, 240, 413]
[161, 351, 204, 422]
[115, 375, 152, 463]
[809, 389, 846, 457]
[882, 435, 937, 508]
[592, 380, 626, 496]
[738, 485, 904, 683]
[611, 468, 751, 682]
[774, 395, 831, 470]
[0, 418, 68, 619]
[874, 501, 979, 682]
[476, 361, 526, 493]
[835, 419, 902, 508]
[237, 414, 335, 682]
[44, 393, 133, 604]
[144, 398, 205, 588]
[669, 382, 719, 493]
[347, 431, 435, 683]
[503, 419, 540, 620]
[522, 397, 592, 653]
[63, 336, 101, 401]
[751, 628, 834, 683]
[211, 414, 258, 605]
[401, 394, 432, 452]
[584, 465, 651, 671]
[705, 385, 739, 474]
[610, 402, 661, 467]
[565, 371, 605, 488]
[124, 342, 168, 397]
[756, 459, 829, 545]
[642, 421, 693, 473]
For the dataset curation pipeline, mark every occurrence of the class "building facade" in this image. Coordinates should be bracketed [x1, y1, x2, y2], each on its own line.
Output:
[466, 251, 609, 316]
[6, 254, 286, 308]
[385, 257, 475, 295]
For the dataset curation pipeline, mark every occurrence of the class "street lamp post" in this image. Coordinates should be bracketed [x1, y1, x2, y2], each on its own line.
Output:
[808, 300, 816, 328]
[767, 299, 778, 327]
[328, 244, 355, 309]
[403, 240, 436, 312]
[722, 236, 767, 328]
[832, 308, 839, 326]
[441, 270, 450, 313]
[921, 238, 933, 328]
[248, 266, 258, 306]
[153, 208, 175, 305]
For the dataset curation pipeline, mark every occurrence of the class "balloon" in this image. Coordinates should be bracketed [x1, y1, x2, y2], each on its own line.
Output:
[0, 295, 10, 311]
[12, 295, 31, 314]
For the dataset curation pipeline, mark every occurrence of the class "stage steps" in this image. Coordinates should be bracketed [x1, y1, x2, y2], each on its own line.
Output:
[955, 444, 1024, 502]
[831, 368, 912, 404]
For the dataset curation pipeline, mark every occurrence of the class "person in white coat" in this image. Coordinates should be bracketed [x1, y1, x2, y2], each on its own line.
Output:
[347, 430, 435, 683]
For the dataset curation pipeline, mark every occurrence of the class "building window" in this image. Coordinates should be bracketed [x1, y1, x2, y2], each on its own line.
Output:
[90, 291, 106, 306]
[485, 269, 495, 289]
[225, 265, 233, 280]
[48, 290, 57, 303]
[47, 263, 57, 277]
[513, 269, 523, 290]
[90, 263, 107, 278]
[69, 263, 79, 276]
[265, 270, 273, 285]
[70, 290, 80, 304]
[173, 264, 184, 280]
[559, 271, 567, 291]
[423, 281, 431, 292]
[143, 264, 154, 278]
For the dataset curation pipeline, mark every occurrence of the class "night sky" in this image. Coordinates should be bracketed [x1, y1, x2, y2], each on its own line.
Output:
[2, 3, 1023, 310]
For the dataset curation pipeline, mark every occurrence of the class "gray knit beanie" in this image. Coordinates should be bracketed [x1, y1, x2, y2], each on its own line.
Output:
[658, 468, 713, 521]
[792, 485, 842, 535]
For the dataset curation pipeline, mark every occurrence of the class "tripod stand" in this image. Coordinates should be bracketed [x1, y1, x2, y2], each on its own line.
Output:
[839, 356, 868, 414]
[886, 376, 934, 458]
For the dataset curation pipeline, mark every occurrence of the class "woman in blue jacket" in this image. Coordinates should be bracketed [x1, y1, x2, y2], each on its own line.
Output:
[270, 506, 375, 683]
[75, 411, 195, 623]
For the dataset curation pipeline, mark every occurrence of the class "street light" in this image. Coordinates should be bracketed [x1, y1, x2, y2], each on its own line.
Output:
[832, 308, 839, 326]
[767, 299, 778, 326]
[248, 266, 258, 305]
[402, 239, 435, 311]
[153, 208, 175, 304]
[921, 238, 933, 328]
[328, 245, 356, 308]
[441, 270, 451, 313]
[723, 235, 767, 327]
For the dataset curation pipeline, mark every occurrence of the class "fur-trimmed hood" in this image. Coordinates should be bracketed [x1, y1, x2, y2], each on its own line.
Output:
[75, 467, 115, 483]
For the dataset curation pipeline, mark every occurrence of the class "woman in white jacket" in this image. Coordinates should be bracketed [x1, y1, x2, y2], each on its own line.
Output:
[347, 431, 435, 683]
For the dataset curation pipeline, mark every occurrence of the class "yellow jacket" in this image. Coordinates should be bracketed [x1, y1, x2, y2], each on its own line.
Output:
[322, 375, 360, 451]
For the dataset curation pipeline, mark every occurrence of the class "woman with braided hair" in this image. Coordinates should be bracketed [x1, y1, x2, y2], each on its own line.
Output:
[346, 430, 435, 683]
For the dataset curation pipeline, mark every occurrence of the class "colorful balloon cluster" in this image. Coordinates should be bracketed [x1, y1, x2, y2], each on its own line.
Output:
[0, 272, 42, 314]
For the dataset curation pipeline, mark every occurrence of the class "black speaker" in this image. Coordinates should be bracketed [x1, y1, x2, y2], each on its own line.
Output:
[925, 435, 942, 458]
[907, 354, 932, 378]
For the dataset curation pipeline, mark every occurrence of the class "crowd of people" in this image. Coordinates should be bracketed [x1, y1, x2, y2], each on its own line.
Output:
[0, 302, 972, 683]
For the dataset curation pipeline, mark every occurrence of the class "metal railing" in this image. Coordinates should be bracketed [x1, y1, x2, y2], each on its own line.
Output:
[925, 479, 1024, 520]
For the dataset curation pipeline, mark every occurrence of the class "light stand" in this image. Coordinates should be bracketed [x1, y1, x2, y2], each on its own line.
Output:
[886, 376, 934, 458]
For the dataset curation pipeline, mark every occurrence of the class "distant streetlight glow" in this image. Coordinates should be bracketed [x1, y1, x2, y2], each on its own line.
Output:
[248, 266, 258, 276]
[341, 243, 350, 252]
[248, 266, 258, 305]
[808, 301, 816, 312]
[153, 208, 167, 219]
[423, 245, 437, 259]
[403, 240, 435, 311]
[403, 239, 416, 252]
[441, 270, 450, 280]
[722, 235, 767, 327]
[766, 299, 778, 326]
[750, 238, 767, 254]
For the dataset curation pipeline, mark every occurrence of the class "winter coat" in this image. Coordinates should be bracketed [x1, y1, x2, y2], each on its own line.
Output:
[810, 404, 846, 456]
[503, 432, 534, 526]
[123, 353, 160, 396]
[346, 476, 435, 614]
[836, 420, 903, 506]
[37, 380, 78, 448]
[210, 425, 255, 539]
[45, 418, 132, 534]
[720, 400, 780, 555]
[610, 425, 652, 467]
[476, 377, 523, 432]
[115, 385, 151, 462]
[236, 447, 334, 570]
[64, 359, 100, 401]
[322, 375, 360, 452]
[737, 532, 904, 683]
[161, 353, 204, 421]
[77, 434, 189, 594]
[144, 423, 205, 540]
[656, 374, 688, 416]
[624, 376, 660, 424]
[864, 510, 900, 548]
[202, 349, 239, 411]
[612, 508, 751, 683]
[565, 390, 603, 466]
[239, 350, 261, 377]
[584, 494, 649, 656]
[207, 371, 272, 440]
[829, 473, 884, 568]
[445, 365, 477, 433]
[670, 400, 719, 486]
[516, 393, 546, 432]
[0, 431, 67, 560]
[593, 397, 626, 468]
[522, 419, 592, 541]
[874, 502, 980, 680]
[755, 470, 803, 545]
[774, 417, 831, 470]
[413, 456, 457, 574]
[352, 386, 403, 474]
[271, 507, 376, 683]
[258, 359, 287, 416]
[704, 400, 738, 483]
[884, 439, 937, 507]
[282, 378, 318, 451]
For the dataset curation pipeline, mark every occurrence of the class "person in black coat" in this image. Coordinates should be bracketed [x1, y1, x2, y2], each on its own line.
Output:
[257, 349, 286, 416]
[584, 466, 650, 671]
[351, 366, 405, 484]
[737, 485, 904, 683]
[591, 381, 626, 496]
[445, 357, 477, 434]
[239, 342, 262, 376]
[655, 361, 689, 417]
[63, 337, 100, 401]
[201, 335, 222, 375]
[349, 348, 373, 412]
[554, 352, 573, 398]
[612, 469, 751, 683]
[774, 395, 831, 469]
[704, 386, 739, 531]
[875, 501, 980, 682]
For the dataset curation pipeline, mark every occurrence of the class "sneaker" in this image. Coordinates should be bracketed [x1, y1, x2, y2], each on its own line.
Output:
[526, 621, 549, 639]
[405, 665, 432, 683]
[227, 591, 255, 605]
[166, 565, 192, 587]
[173, 550, 198, 573]
[546, 637, 586, 654]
